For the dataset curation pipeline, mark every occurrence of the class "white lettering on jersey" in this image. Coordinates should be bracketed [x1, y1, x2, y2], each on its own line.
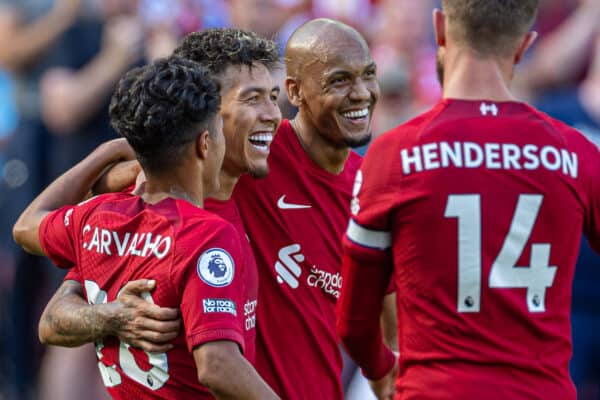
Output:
[81, 224, 172, 259]
[306, 266, 342, 298]
[244, 299, 257, 330]
[275, 244, 343, 298]
[400, 142, 578, 178]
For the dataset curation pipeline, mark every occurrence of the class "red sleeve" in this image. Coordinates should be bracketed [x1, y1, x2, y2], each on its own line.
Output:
[63, 268, 81, 283]
[39, 205, 79, 269]
[178, 222, 246, 354]
[337, 248, 395, 380]
[336, 135, 398, 380]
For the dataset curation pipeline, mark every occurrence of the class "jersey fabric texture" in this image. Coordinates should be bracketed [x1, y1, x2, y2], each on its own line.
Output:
[233, 119, 362, 399]
[341, 99, 600, 399]
[40, 192, 252, 399]
[205, 197, 258, 364]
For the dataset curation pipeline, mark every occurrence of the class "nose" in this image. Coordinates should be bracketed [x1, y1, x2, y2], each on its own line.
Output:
[260, 97, 282, 125]
[349, 78, 371, 102]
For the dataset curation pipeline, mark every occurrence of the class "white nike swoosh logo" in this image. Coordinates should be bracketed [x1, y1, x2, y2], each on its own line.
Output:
[277, 195, 312, 210]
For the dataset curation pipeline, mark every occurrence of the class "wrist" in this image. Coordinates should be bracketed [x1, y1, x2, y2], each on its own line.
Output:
[95, 302, 124, 338]
[362, 347, 396, 381]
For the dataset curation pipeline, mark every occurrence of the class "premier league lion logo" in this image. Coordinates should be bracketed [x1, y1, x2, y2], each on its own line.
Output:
[197, 248, 235, 287]
[208, 253, 227, 278]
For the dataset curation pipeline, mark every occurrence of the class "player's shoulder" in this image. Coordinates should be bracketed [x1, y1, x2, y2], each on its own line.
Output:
[178, 206, 237, 248]
[529, 104, 591, 141]
[71, 192, 133, 216]
[371, 102, 447, 153]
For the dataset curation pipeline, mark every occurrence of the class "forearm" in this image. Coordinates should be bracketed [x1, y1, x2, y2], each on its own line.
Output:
[381, 292, 398, 352]
[194, 342, 280, 400]
[0, 7, 77, 71]
[337, 253, 395, 380]
[527, 6, 599, 88]
[42, 50, 136, 134]
[13, 139, 133, 254]
[39, 280, 118, 346]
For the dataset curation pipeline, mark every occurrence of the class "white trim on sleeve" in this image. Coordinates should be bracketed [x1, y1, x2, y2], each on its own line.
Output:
[346, 219, 391, 250]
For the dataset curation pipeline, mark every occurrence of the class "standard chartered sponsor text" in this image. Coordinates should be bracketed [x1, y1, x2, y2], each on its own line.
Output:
[307, 266, 342, 299]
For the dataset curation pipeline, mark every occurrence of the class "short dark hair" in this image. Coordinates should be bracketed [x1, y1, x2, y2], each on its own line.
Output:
[174, 28, 280, 78]
[109, 56, 220, 174]
[442, 0, 538, 56]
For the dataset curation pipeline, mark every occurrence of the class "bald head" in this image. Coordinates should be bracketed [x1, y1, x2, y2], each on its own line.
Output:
[285, 18, 369, 79]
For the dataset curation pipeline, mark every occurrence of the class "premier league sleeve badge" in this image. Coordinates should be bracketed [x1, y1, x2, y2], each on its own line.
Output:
[197, 248, 235, 287]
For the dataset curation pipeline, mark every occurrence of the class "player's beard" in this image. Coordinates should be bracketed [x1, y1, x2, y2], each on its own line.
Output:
[343, 130, 372, 149]
[436, 48, 444, 89]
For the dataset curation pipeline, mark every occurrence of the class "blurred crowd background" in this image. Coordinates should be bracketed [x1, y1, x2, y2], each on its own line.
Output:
[0, 0, 599, 399]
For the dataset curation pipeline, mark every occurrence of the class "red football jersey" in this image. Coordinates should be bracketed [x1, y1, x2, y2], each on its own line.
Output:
[205, 198, 258, 363]
[233, 119, 361, 399]
[40, 193, 253, 399]
[343, 99, 600, 399]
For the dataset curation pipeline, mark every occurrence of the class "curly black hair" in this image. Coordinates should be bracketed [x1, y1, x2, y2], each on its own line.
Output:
[174, 28, 280, 77]
[109, 56, 220, 174]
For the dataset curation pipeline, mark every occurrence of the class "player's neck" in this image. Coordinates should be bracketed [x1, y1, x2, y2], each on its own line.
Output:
[210, 169, 238, 201]
[290, 117, 350, 175]
[140, 169, 205, 207]
[442, 49, 517, 102]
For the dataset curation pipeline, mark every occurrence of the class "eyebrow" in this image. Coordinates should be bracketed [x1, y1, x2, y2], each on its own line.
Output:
[324, 62, 377, 78]
[239, 85, 280, 97]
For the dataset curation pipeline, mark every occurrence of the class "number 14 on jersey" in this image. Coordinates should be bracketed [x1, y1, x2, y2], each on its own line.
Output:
[444, 194, 557, 313]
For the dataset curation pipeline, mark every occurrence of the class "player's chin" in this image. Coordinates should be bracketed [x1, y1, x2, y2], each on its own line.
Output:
[248, 162, 269, 179]
[342, 129, 372, 149]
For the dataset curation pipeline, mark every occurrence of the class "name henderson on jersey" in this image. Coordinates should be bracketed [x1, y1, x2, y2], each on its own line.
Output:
[400, 141, 578, 178]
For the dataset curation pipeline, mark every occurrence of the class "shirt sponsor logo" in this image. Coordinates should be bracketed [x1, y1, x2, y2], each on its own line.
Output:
[81, 224, 171, 259]
[277, 195, 312, 210]
[202, 298, 237, 316]
[307, 266, 342, 299]
[244, 299, 257, 330]
[275, 244, 304, 288]
[275, 244, 342, 298]
[197, 248, 235, 287]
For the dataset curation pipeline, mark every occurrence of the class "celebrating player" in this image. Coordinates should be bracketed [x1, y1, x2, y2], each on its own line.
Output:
[37, 21, 384, 399]
[230, 18, 381, 399]
[337, 1, 596, 399]
[13, 56, 279, 399]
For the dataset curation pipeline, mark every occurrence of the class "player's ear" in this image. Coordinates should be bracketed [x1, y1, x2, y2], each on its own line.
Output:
[196, 130, 210, 160]
[514, 31, 538, 65]
[433, 8, 446, 47]
[286, 77, 303, 108]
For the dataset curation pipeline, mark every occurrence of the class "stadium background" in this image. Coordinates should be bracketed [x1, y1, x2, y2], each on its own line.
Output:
[0, 0, 598, 398]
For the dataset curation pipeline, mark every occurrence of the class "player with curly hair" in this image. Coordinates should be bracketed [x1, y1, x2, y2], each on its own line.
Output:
[12, 56, 279, 400]
[31, 23, 383, 399]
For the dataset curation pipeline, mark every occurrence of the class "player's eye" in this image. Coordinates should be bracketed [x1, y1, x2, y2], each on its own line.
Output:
[331, 77, 349, 85]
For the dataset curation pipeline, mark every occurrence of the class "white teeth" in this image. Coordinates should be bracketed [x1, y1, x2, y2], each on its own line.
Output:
[249, 133, 273, 142]
[342, 108, 369, 119]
